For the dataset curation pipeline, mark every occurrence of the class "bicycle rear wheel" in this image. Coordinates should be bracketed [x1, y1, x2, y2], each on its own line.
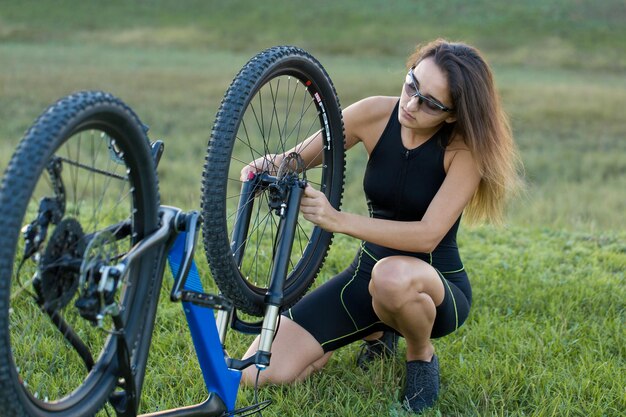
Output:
[202, 46, 345, 316]
[0, 91, 160, 416]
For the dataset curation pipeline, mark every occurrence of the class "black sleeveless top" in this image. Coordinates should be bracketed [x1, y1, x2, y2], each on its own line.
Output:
[362, 101, 463, 273]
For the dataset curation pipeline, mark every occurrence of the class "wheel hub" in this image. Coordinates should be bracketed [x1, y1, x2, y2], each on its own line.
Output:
[268, 152, 306, 213]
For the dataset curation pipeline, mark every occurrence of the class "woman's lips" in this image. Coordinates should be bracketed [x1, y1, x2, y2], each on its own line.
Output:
[401, 107, 415, 121]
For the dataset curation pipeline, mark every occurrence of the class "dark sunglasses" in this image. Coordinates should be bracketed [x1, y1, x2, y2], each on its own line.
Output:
[404, 68, 454, 114]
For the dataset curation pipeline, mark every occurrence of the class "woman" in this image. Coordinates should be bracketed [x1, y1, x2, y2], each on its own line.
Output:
[240, 39, 522, 414]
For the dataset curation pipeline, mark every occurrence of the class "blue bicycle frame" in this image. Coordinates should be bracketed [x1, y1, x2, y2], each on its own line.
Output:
[136, 175, 305, 416]
[167, 233, 241, 411]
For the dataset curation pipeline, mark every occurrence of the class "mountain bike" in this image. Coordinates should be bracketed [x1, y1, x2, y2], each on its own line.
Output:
[0, 45, 345, 416]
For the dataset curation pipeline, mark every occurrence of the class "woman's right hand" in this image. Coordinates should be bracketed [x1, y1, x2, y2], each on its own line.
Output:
[240, 154, 281, 181]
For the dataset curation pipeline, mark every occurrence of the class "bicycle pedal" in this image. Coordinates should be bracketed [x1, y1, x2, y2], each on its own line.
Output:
[181, 290, 233, 311]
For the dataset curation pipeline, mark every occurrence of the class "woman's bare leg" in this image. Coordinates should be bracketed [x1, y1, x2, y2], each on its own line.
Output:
[368, 256, 444, 361]
[241, 316, 332, 386]
[369, 256, 445, 412]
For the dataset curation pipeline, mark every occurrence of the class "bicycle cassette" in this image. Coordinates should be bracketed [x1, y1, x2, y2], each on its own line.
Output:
[37, 218, 86, 311]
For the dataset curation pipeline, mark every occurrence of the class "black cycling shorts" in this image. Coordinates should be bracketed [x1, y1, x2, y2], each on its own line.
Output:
[284, 242, 472, 352]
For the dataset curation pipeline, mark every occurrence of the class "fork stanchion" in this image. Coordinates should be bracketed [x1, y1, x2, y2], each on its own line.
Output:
[215, 308, 232, 346]
[255, 304, 280, 368]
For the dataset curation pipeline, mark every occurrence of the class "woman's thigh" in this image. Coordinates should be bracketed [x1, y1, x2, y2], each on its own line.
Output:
[285, 249, 391, 352]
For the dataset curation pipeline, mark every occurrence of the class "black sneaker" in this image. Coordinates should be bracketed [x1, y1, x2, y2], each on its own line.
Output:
[355, 331, 399, 369]
[402, 354, 439, 414]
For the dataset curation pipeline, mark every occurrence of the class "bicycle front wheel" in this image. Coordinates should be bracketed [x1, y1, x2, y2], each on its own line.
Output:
[202, 46, 345, 316]
[0, 91, 160, 416]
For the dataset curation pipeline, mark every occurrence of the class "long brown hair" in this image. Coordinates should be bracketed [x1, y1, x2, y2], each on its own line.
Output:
[407, 39, 524, 224]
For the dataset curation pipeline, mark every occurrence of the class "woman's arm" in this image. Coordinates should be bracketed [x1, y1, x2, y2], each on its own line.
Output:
[240, 97, 394, 180]
[239, 131, 326, 181]
[300, 147, 481, 253]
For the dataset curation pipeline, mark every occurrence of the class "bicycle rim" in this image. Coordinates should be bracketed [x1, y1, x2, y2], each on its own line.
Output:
[203, 46, 345, 316]
[0, 92, 159, 416]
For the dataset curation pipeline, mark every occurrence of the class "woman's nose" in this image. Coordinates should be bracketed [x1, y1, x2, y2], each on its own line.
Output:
[406, 94, 421, 110]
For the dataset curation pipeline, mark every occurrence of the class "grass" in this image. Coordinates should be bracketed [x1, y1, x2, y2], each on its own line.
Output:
[2, 42, 624, 230]
[1, 0, 625, 415]
[140, 227, 626, 416]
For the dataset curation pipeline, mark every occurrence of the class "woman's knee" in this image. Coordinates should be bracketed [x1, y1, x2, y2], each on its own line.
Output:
[369, 256, 444, 303]
[371, 257, 419, 296]
[370, 257, 442, 310]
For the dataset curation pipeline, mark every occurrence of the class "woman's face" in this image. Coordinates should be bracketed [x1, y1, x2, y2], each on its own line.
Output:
[398, 57, 456, 129]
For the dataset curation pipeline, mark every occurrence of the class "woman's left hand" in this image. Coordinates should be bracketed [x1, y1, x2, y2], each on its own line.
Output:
[299, 184, 341, 232]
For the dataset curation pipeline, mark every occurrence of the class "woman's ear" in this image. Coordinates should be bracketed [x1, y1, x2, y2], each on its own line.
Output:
[444, 114, 457, 124]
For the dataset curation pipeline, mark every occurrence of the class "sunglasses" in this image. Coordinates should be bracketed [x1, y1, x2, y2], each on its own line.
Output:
[404, 68, 454, 115]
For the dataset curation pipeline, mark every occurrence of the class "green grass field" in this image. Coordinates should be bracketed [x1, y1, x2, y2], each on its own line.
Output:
[0, 1, 624, 416]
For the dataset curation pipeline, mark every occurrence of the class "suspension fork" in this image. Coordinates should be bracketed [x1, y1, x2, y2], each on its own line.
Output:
[217, 173, 305, 369]
[231, 172, 261, 267]
[214, 174, 259, 344]
[254, 180, 305, 368]
[216, 172, 269, 344]
[216, 173, 306, 369]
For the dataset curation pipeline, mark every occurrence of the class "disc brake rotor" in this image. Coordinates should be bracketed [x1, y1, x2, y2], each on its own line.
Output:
[276, 152, 306, 180]
[80, 230, 119, 286]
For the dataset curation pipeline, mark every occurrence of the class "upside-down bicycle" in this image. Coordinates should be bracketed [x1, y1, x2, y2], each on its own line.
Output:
[0, 46, 345, 416]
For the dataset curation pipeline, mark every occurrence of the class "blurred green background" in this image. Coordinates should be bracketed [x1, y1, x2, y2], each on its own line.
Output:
[1, 2, 625, 416]
[1, 0, 625, 232]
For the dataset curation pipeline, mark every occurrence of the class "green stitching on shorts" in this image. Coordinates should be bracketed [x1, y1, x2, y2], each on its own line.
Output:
[340, 242, 366, 330]
[428, 251, 464, 274]
[320, 321, 383, 349]
[361, 244, 379, 262]
[440, 266, 465, 274]
[436, 269, 459, 330]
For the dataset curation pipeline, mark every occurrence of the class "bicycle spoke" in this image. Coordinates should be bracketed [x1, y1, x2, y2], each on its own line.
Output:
[10, 128, 134, 403]
[203, 47, 344, 315]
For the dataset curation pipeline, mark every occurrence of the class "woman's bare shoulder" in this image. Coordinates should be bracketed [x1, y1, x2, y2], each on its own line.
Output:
[444, 134, 478, 173]
[343, 96, 398, 147]
[345, 96, 398, 119]
[446, 134, 470, 151]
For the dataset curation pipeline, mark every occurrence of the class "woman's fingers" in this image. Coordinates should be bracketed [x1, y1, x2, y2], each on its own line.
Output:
[300, 184, 337, 231]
